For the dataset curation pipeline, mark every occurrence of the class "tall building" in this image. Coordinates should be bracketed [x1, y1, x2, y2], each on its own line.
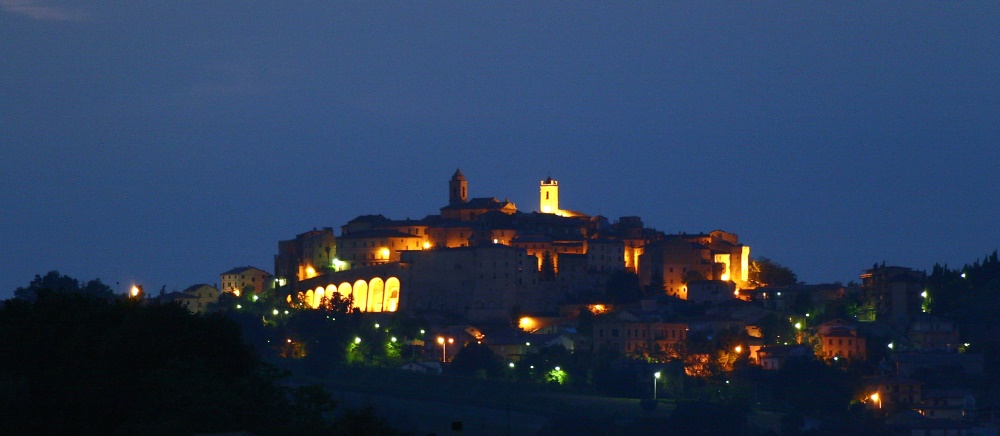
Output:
[540, 176, 559, 214]
[449, 169, 468, 205]
[860, 265, 925, 325]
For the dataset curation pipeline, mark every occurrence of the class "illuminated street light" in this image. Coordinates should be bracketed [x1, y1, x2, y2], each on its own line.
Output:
[870, 392, 882, 409]
[273, 309, 279, 315]
[734, 346, 742, 353]
[509, 362, 515, 368]
[653, 371, 661, 400]
[437, 336, 453, 362]
[354, 337, 361, 344]
[888, 342, 894, 350]
[794, 322, 802, 330]
[130, 285, 140, 298]
[921, 291, 928, 298]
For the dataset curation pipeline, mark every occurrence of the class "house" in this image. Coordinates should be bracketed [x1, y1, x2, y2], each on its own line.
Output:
[865, 376, 923, 409]
[817, 319, 867, 360]
[159, 284, 219, 314]
[757, 344, 811, 370]
[220, 266, 272, 296]
[916, 389, 976, 421]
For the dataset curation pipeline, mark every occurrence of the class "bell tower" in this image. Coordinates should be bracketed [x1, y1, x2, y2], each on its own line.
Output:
[540, 176, 559, 214]
[449, 169, 468, 205]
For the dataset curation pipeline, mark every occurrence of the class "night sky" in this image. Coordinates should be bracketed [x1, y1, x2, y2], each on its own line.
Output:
[2, 2, 998, 298]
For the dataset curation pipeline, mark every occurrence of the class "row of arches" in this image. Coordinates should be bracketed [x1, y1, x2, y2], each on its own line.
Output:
[300, 277, 400, 313]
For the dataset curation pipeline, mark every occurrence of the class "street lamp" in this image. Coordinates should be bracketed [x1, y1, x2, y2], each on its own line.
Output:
[437, 336, 453, 362]
[653, 371, 661, 400]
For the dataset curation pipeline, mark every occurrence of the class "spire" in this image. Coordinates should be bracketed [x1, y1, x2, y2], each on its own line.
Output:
[452, 169, 466, 181]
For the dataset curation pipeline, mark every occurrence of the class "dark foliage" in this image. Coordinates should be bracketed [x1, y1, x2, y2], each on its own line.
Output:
[14, 270, 115, 301]
[0, 289, 339, 434]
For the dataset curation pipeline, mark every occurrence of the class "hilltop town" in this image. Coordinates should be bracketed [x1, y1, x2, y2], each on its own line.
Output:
[10, 170, 1000, 435]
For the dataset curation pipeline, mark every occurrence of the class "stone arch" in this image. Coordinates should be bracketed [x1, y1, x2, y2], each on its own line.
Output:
[313, 286, 325, 309]
[304, 289, 314, 309]
[352, 280, 368, 311]
[325, 284, 337, 306]
[368, 278, 385, 312]
[338, 282, 352, 305]
[384, 277, 400, 312]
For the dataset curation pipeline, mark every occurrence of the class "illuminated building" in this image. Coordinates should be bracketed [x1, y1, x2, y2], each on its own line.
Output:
[276, 169, 750, 320]
[639, 230, 751, 299]
[220, 266, 271, 296]
[817, 319, 867, 360]
[274, 227, 336, 289]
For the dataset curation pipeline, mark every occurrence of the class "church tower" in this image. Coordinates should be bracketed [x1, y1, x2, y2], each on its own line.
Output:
[449, 169, 468, 205]
[540, 176, 559, 214]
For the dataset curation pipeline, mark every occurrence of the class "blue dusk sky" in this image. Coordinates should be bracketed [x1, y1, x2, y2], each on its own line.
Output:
[1, 2, 998, 298]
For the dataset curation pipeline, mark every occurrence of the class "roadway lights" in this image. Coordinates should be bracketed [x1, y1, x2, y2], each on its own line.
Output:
[653, 371, 661, 400]
[354, 337, 361, 344]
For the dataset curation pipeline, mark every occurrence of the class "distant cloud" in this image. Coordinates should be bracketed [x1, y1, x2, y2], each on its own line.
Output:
[0, 0, 89, 22]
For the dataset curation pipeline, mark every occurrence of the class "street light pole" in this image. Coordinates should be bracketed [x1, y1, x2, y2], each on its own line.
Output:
[438, 337, 453, 362]
[654, 371, 661, 400]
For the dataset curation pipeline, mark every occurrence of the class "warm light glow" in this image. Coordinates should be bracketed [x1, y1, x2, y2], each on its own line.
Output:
[305, 265, 317, 278]
[542, 205, 551, 213]
[437, 336, 445, 345]
[130, 285, 140, 297]
[379, 248, 390, 259]
[233, 289, 241, 297]
[423, 241, 431, 249]
[518, 316, 537, 331]
[587, 304, 610, 315]
[331, 258, 345, 271]
[448, 338, 454, 344]
[735, 346, 742, 353]
[870, 393, 879, 402]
